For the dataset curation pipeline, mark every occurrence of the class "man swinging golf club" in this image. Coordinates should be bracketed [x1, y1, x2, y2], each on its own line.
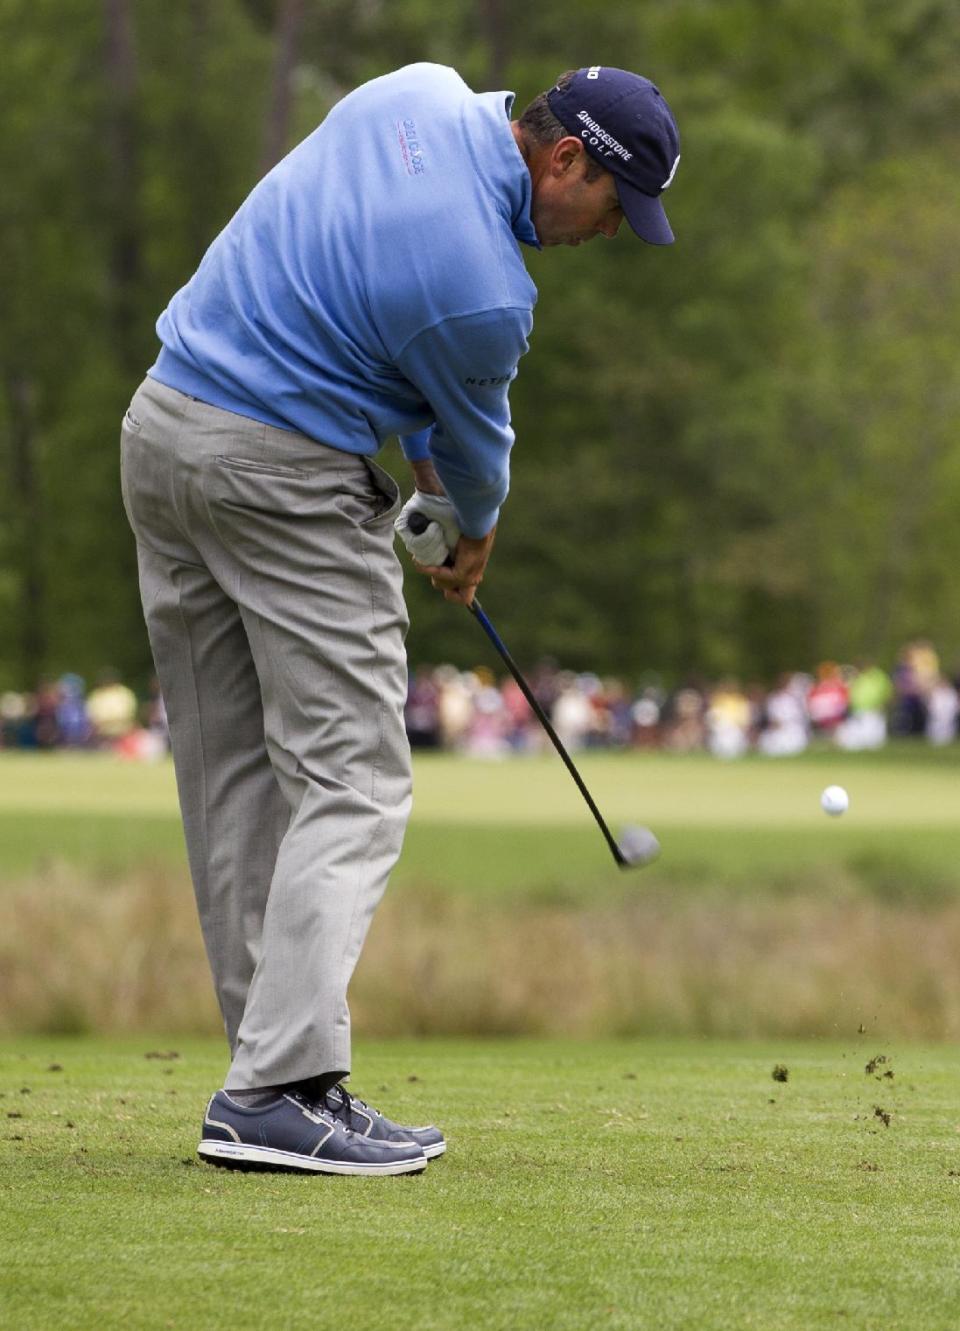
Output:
[121, 62, 679, 1175]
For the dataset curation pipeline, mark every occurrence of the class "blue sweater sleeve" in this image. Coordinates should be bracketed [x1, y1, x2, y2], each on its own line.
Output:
[398, 428, 433, 463]
[394, 306, 532, 537]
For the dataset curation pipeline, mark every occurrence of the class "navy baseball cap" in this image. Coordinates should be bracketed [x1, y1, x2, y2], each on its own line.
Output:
[546, 67, 680, 244]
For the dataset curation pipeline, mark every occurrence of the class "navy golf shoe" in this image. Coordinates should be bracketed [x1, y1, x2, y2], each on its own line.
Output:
[197, 1091, 428, 1175]
[323, 1083, 446, 1159]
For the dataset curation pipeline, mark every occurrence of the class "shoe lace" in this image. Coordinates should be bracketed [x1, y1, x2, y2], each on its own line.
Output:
[289, 1088, 352, 1135]
[326, 1082, 379, 1127]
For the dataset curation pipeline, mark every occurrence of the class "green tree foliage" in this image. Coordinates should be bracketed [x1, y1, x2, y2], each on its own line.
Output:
[796, 152, 960, 661]
[1, 0, 958, 689]
[0, 0, 270, 687]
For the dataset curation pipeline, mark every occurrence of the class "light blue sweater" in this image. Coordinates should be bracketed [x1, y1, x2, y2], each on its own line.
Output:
[150, 62, 539, 537]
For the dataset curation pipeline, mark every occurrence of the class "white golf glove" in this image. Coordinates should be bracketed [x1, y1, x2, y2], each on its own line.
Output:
[394, 492, 461, 566]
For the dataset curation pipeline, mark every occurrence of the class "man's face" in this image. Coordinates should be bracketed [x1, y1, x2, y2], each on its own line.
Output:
[530, 140, 625, 247]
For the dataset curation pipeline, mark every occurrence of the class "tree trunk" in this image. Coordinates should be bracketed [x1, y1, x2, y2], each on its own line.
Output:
[477, 0, 510, 90]
[185, 0, 215, 261]
[675, 554, 699, 676]
[102, 0, 142, 375]
[5, 373, 46, 684]
[260, 0, 306, 176]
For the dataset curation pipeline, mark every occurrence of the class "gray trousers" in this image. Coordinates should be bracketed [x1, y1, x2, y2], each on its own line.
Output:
[120, 377, 411, 1090]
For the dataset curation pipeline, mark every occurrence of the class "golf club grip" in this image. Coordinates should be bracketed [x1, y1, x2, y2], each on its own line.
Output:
[468, 601, 626, 866]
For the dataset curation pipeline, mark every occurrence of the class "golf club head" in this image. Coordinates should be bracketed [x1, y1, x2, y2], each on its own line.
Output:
[616, 824, 661, 869]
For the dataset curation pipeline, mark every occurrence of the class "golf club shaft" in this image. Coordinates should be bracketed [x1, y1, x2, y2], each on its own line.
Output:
[467, 598, 627, 867]
[405, 508, 626, 866]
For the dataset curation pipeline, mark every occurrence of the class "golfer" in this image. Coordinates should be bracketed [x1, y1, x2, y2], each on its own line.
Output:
[120, 63, 679, 1175]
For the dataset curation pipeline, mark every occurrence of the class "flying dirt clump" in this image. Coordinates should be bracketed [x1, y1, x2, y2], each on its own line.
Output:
[772, 1064, 789, 1083]
[865, 1054, 894, 1080]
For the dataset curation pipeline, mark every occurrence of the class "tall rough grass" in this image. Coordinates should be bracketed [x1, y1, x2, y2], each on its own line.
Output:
[2, 863, 960, 1039]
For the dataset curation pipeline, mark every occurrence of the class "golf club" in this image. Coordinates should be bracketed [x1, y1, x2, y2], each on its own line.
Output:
[406, 511, 660, 869]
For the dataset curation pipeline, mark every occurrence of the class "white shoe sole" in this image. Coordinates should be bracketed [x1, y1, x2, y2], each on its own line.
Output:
[422, 1141, 446, 1158]
[198, 1140, 427, 1175]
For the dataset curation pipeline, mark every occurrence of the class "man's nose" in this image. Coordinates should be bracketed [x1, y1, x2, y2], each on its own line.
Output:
[598, 215, 623, 239]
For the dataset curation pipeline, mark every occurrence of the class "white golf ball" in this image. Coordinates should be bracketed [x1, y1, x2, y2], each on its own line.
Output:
[821, 785, 849, 817]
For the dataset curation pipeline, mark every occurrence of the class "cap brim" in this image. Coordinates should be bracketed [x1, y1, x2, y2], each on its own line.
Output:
[616, 179, 674, 245]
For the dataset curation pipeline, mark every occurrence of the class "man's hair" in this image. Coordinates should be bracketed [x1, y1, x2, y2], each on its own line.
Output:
[517, 70, 605, 181]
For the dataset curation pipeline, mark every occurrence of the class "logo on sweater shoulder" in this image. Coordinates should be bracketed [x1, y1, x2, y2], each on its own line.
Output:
[397, 118, 425, 176]
[465, 373, 513, 388]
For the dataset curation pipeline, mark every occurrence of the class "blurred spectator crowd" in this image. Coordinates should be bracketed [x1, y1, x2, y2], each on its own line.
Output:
[0, 670, 169, 758]
[2, 640, 957, 760]
[404, 639, 960, 758]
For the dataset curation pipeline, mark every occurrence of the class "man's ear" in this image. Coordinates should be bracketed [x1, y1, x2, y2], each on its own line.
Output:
[549, 135, 586, 178]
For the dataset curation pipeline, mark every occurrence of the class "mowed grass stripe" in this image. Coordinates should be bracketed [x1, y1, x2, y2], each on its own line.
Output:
[3, 811, 960, 900]
[2, 749, 959, 825]
[409, 750, 960, 828]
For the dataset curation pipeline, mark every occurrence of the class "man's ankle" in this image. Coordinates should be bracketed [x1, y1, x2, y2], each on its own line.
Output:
[224, 1087, 282, 1108]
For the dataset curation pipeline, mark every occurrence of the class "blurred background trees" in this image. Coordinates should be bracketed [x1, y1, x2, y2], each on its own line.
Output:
[1, 0, 958, 687]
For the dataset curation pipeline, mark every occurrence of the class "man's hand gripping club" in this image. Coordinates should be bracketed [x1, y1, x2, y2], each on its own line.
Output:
[394, 467, 495, 607]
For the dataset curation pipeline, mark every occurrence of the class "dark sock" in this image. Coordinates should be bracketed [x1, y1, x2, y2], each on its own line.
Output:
[225, 1071, 347, 1109]
[294, 1072, 348, 1103]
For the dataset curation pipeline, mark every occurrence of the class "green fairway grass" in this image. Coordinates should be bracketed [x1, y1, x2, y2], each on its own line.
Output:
[4, 807, 959, 903]
[1, 749, 958, 900]
[2, 1035, 959, 1330]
